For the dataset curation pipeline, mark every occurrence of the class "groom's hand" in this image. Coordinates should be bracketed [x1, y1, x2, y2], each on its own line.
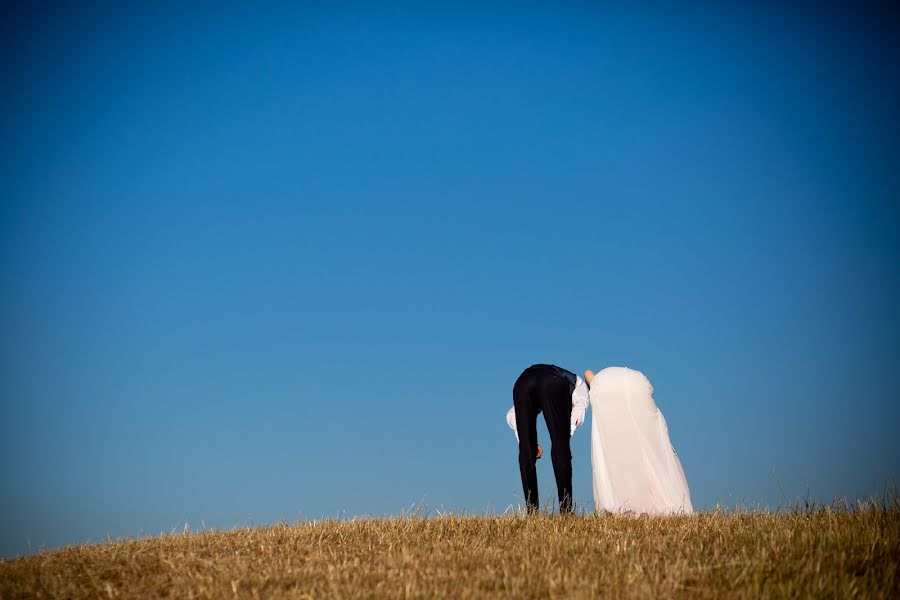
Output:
[570, 406, 586, 436]
[536, 444, 543, 460]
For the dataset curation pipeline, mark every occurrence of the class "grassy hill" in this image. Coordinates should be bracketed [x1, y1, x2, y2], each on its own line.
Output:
[2, 501, 898, 598]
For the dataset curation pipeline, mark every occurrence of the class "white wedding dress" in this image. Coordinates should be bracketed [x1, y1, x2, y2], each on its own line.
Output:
[589, 366, 693, 514]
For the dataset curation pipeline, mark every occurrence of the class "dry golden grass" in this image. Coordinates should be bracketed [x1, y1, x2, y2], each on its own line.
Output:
[2, 501, 898, 599]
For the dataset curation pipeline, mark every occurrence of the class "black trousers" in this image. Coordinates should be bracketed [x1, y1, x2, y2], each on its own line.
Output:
[513, 365, 573, 513]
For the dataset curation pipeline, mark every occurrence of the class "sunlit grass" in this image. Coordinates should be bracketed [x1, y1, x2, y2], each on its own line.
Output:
[2, 496, 898, 598]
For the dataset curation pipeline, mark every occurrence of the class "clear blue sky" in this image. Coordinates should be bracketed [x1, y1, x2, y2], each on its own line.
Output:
[2, 2, 898, 557]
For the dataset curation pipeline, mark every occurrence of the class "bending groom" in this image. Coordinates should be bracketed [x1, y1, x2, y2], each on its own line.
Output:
[506, 364, 590, 513]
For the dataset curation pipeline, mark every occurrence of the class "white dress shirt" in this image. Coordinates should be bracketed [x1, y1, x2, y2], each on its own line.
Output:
[506, 374, 590, 442]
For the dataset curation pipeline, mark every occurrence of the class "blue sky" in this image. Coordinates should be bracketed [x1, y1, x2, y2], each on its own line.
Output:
[1, 2, 898, 557]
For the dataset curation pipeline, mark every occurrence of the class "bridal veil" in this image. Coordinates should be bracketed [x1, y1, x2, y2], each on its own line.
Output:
[589, 366, 693, 514]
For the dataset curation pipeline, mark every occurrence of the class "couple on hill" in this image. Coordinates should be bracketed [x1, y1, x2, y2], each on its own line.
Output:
[506, 364, 693, 515]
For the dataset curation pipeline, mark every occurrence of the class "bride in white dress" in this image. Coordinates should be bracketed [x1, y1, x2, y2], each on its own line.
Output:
[586, 366, 693, 514]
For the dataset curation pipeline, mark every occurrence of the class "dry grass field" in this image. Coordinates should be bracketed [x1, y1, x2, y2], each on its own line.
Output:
[2, 500, 898, 599]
